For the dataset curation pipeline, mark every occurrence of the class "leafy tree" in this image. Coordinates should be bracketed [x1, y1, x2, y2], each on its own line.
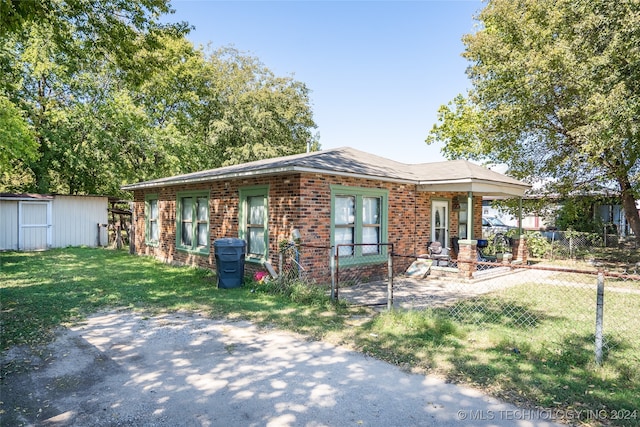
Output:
[134, 42, 318, 174]
[1, 21, 318, 196]
[428, 0, 640, 240]
[199, 47, 318, 167]
[0, 25, 174, 195]
[0, 94, 37, 169]
[554, 198, 602, 234]
[0, 0, 189, 195]
[0, 0, 189, 72]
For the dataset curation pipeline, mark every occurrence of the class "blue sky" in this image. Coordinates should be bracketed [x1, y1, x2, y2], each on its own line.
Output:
[167, 0, 483, 164]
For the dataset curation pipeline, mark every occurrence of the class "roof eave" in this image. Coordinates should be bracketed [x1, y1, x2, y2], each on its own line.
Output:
[417, 179, 530, 197]
[121, 166, 417, 191]
[0, 193, 55, 201]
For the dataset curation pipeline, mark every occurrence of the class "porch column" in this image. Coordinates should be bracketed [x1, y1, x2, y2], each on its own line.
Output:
[518, 197, 523, 236]
[457, 239, 477, 279]
[513, 236, 528, 264]
[467, 191, 474, 240]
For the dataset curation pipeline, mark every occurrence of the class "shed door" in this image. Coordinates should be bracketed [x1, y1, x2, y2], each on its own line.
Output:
[19, 201, 52, 250]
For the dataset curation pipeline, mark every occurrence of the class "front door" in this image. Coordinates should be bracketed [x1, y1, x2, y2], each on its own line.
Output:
[431, 200, 448, 247]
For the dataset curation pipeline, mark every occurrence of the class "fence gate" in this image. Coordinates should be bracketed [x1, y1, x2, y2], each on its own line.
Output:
[334, 243, 394, 309]
[18, 201, 52, 250]
[277, 242, 395, 309]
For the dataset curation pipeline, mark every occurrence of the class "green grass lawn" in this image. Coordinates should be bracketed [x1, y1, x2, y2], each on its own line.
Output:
[0, 247, 352, 350]
[2, 248, 639, 426]
[349, 286, 640, 426]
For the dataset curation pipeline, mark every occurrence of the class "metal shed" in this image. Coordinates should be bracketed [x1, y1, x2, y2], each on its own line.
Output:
[0, 194, 108, 251]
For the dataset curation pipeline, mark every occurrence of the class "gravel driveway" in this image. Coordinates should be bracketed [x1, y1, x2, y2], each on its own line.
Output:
[1, 310, 562, 427]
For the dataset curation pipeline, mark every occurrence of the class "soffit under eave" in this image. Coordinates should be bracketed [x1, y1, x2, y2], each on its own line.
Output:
[416, 182, 528, 197]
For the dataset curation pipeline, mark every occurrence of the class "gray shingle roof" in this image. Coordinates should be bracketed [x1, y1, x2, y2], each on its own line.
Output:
[122, 147, 529, 194]
[408, 159, 526, 186]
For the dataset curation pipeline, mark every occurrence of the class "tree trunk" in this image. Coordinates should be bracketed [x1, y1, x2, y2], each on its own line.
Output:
[33, 136, 51, 194]
[34, 75, 51, 194]
[617, 174, 640, 242]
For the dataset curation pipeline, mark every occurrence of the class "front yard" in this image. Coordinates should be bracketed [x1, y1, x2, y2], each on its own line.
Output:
[1, 248, 638, 426]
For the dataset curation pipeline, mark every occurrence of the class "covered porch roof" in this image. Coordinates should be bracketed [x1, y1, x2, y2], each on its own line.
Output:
[409, 160, 530, 197]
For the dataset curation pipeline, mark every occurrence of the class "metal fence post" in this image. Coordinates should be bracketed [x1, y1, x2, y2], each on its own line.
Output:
[595, 269, 605, 365]
[294, 243, 301, 279]
[569, 235, 574, 259]
[334, 246, 340, 300]
[278, 251, 284, 286]
[330, 247, 336, 301]
[387, 245, 393, 311]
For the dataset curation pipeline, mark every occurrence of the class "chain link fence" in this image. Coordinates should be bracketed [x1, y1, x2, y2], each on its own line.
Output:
[510, 230, 638, 261]
[447, 262, 639, 366]
[277, 242, 394, 307]
[278, 242, 639, 368]
[277, 242, 333, 285]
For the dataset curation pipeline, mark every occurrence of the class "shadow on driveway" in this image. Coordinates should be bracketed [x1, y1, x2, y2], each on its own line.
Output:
[1, 310, 561, 426]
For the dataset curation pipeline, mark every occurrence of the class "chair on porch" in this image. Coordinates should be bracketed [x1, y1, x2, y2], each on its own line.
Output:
[428, 241, 451, 267]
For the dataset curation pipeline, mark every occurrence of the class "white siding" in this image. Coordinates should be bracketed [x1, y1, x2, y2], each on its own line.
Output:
[52, 196, 108, 247]
[0, 200, 19, 250]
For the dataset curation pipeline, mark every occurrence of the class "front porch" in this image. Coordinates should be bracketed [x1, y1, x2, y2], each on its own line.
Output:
[414, 160, 529, 255]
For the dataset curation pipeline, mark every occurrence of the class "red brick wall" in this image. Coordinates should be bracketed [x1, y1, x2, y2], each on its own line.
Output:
[133, 175, 297, 271]
[295, 175, 421, 281]
[131, 173, 483, 282]
[473, 195, 483, 240]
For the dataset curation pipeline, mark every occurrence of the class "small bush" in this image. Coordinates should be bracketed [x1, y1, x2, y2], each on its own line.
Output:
[524, 231, 551, 258]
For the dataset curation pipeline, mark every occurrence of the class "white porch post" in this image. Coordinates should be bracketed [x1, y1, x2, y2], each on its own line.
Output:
[467, 191, 474, 239]
[518, 197, 523, 236]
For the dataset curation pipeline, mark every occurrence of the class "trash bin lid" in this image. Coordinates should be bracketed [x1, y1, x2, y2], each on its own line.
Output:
[214, 238, 246, 247]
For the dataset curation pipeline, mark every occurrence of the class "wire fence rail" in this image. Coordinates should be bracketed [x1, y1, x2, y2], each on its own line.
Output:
[504, 230, 638, 261]
[278, 242, 639, 368]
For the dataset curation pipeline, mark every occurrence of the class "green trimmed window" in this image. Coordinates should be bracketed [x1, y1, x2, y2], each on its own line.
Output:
[176, 191, 209, 254]
[239, 186, 269, 261]
[331, 186, 388, 262]
[145, 194, 159, 246]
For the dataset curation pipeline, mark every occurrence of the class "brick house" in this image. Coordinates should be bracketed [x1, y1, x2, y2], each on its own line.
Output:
[122, 147, 530, 282]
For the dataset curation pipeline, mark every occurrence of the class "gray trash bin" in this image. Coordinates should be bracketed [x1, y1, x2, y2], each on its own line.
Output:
[214, 238, 246, 289]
